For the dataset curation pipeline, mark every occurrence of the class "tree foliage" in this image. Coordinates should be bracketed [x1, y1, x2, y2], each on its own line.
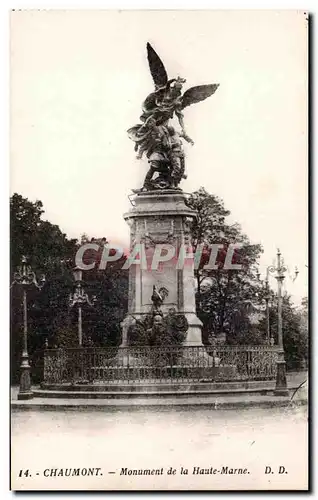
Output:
[10, 194, 128, 382]
[187, 188, 264, 343]
[257, 294, 308, 369]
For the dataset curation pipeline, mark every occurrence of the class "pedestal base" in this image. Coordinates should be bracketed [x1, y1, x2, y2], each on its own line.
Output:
[274, 358, 289, 396]
[183, 313, 204, 346]
[209, 365, 237, 380]
[17, 392, 34, 400]
[18, 364, 33, 399]
[114, 349, 139, 368]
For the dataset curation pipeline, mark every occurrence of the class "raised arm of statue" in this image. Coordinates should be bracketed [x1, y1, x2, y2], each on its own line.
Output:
[176, 110, 194, 145]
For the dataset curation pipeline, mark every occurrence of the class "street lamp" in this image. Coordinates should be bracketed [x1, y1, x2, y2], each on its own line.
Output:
[69, 267, 95, 346]
[12, 256, 45, 400]
[267, 249, 298, 396]
[73, 266, 83, 283]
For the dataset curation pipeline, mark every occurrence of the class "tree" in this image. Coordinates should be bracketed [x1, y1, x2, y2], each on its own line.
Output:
[72, 234, 129, 347]
[258, 294, 308, 370]
[10, 194, 77, 273]
[186, 187, 264, 343]
[10, 194, 129, 382]
[297, 296, 309, 368]
[82, 253, 128, 347]
[10, 194, 79, 382]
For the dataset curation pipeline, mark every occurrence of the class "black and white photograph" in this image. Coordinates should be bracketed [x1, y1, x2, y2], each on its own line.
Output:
[10, 9, 308, 491]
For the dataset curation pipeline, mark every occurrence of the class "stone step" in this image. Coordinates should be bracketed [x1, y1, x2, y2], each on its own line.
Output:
[34, 385, 295, 400]
[40, 379, 277, 393]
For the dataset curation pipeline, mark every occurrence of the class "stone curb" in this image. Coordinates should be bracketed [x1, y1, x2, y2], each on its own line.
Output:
[11, 397, 307, 411]
[32, 382, 304, 399]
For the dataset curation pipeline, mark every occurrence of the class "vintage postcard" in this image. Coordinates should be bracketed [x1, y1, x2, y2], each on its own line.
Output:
[10, 10, 308, 491]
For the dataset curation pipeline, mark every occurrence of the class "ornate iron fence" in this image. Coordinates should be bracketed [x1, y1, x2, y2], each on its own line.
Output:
[42, 345, 279, 385]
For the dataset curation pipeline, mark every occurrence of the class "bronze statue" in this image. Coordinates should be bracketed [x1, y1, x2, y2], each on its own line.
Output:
[127, 286, 188, 347]
[127, 308, 188, 347]
[128, 43, 219, 191]
[151, 285, 169, 314]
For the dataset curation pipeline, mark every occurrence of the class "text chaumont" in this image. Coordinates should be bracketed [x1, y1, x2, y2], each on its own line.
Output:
[43, 468, 102, 477]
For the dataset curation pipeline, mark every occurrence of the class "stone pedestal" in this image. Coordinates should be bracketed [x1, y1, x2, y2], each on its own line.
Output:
[122, 189, 204, 346]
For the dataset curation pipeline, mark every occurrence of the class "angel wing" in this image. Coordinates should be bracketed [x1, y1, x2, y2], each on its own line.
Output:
[147, 42, 168, 89]
[181, 84, 219, 109]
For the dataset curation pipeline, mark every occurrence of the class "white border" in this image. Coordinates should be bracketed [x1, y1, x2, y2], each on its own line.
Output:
[2, 2, 314, 499]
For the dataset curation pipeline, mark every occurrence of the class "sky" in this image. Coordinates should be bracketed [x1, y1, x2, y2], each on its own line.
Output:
[10, 10, 308, 303]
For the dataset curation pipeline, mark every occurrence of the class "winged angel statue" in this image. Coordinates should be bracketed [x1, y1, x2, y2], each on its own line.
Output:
[128, 43, 219, 191]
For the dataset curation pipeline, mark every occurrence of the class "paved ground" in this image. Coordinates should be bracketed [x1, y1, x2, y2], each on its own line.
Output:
[11, 404, 308, 491]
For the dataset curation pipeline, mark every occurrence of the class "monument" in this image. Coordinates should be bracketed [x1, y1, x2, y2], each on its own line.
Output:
[40, 43, 279, 392]
[122, 43, 219, 349]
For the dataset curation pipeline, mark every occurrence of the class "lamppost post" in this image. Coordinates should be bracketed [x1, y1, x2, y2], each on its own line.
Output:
[276, 250, 284, 347]
[69, 267, 95, 347]
[12, 256, 45, 400]
[257, 268, 272, 345]
[264, 274, 271, 345]
[78, 305, 83, 347]
[273, 249, 289, 395]
[267, 249, 298, 396]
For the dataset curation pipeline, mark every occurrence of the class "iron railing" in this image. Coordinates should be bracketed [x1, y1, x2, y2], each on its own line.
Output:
[42, 345, 279, 385]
